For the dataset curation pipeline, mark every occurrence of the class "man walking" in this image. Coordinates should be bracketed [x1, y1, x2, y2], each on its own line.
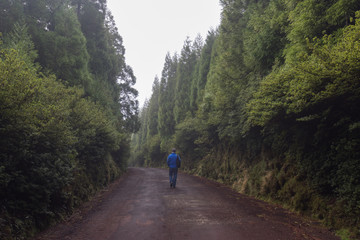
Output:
[167, 148, 181, 188]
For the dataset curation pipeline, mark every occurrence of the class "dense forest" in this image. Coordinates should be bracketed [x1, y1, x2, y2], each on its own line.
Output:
[131, 0, 360, 238]
[0, 0, 138, 239]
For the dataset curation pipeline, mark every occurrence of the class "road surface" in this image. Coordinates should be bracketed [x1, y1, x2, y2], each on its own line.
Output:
[34, 168, 339, 240]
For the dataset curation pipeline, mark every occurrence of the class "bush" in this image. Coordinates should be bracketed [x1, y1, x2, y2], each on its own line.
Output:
[0, 44, 126, 238]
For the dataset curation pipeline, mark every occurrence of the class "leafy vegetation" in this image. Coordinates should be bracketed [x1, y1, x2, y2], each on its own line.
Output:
[131, 1, 360, 238]
[0, 0, 138, 239]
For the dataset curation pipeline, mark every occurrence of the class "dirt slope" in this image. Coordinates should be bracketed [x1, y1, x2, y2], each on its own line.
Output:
[34, 168, 340, 240]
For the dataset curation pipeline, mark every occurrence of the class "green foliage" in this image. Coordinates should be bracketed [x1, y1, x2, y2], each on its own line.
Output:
[248, 13, 360, 126]
[326, 0, 360, 27]
[194, 30, 217, 107]
[36, 5, 92, 88]
[174, 116, 202, 170]
[0, 47, 74, 235]
[174, 38, 199, 124]
[243, 0, 288, 75]
[0, 44, 127, 238]
[147, 77, 160, 137]
[145, 134, 163, 167]
[2, 22, 38, 67]
[336, 229, 354, 240]
[0, 0, 25, 34]
[0, 1, 138, 238]
[158, 53, 177, 138]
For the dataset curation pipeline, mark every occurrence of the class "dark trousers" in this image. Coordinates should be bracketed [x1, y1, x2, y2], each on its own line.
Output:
[169, 168, 178, 187]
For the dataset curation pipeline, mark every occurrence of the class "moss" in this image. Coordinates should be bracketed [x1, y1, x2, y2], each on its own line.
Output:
[260, 170, 274, 195]
[309, 194, 328, 220]
[336, 229, 355, 240]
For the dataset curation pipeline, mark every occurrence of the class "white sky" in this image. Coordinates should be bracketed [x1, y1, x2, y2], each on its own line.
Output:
[107, 0, 222, 107]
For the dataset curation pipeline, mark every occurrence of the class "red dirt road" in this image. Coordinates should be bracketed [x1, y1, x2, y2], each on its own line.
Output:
[34, 168, 340, 240]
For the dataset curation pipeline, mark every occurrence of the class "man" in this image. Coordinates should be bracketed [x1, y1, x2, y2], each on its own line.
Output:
[167, 148, 181, 188]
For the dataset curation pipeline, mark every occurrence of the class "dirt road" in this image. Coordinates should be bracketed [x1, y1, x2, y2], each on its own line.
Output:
[34, 168, 339, 240]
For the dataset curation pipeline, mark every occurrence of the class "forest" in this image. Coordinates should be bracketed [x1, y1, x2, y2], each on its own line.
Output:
[0, 0, 139, 239]
[131, 0, 360, 238]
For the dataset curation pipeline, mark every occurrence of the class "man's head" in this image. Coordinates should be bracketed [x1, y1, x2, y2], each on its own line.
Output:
[172, 148, 176, 153]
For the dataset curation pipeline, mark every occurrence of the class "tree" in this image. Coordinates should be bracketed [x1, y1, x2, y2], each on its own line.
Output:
[75, 0, 139, 132]
[189, 34, 204, 112]
[36, 5, 92, 88]
[0, 1, 139, 237]
[147, 76, 160, 137]
[0, 0, 25, 34]
[243, 0, 288, 76]
[202, 0, 250, 141]
[194, 29, 217, 108]
[174, 37, 198, 124]
[326, 0, 360, 26]
[158, 53, 178, 139]
[2, 22, 38, 68]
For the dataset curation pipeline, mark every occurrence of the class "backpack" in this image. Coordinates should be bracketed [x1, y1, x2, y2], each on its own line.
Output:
[176, 155, 181, 168]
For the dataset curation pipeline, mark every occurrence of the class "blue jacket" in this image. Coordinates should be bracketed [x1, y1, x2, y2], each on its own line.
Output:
[167, 153, 180, 168]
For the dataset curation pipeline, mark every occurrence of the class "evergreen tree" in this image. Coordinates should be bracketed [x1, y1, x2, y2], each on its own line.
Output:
[36, 5, 92, 88]
[326, 0, 360, 26]
[203, 0, 249, 141]
[147, 76, 160, 137]
[77, 0, 112, 82]
[0, 0, 25, 33]
[243, 0, 288, 75]
[3, 22, 38, 67]
[195, 29, 217, 108]
[174, 37, 198, 124]
[158, 53, 178, 139]
[75, 0, 139, 132]
[189, 34, 204, 113]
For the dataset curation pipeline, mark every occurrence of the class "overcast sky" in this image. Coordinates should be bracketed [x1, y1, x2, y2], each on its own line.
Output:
[106, 0, 222, 108]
